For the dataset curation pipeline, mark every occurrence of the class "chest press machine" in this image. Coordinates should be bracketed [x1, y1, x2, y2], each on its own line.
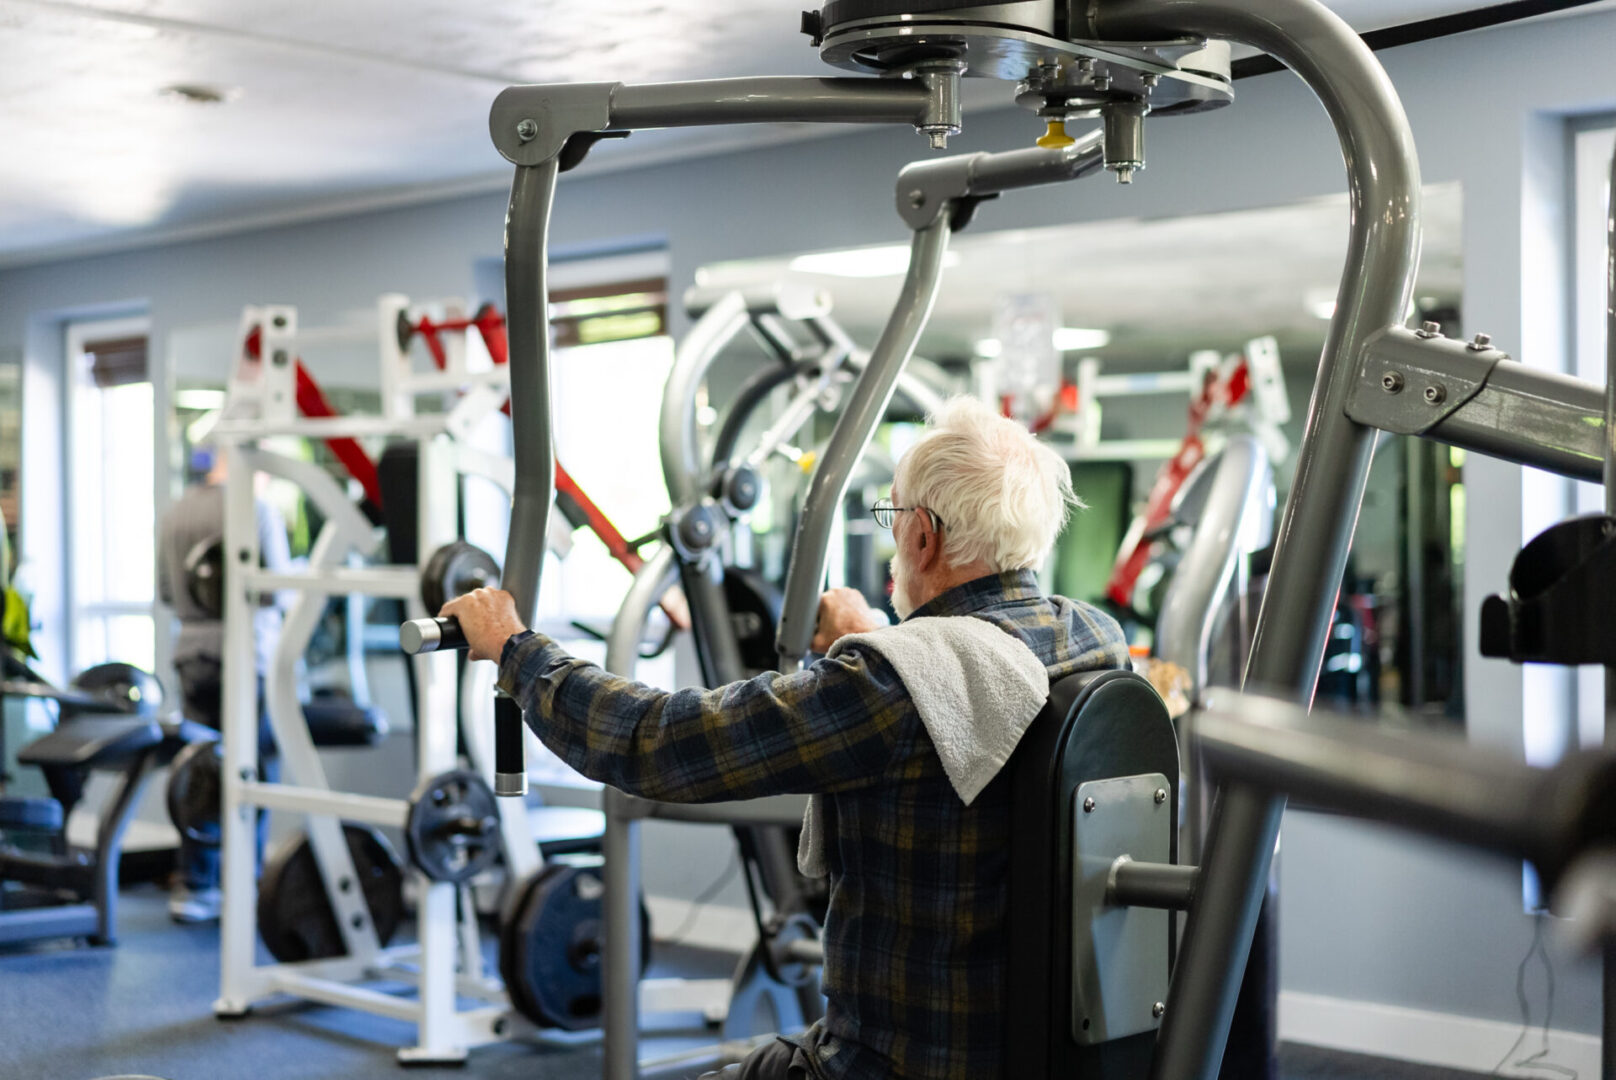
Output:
[402, 1, 1616, 1077]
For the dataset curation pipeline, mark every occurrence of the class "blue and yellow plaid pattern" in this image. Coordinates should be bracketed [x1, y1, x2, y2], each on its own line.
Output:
[499, 570, 1129, 1079]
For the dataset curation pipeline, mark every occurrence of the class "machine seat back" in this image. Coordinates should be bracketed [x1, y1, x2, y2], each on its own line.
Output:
[17, 717, 163, 771]
[1004, 667, 1180, 1077]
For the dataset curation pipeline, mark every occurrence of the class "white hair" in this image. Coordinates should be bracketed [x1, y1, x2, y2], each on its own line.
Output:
[894, 396, 1083, 572]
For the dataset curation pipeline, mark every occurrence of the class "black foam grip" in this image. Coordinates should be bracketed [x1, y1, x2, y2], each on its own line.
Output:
[432, 617, 469, 653]
[495, 695, 525, 779]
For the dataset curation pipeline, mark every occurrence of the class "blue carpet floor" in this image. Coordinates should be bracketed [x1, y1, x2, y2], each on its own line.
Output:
[0, 883, 1492, 1080]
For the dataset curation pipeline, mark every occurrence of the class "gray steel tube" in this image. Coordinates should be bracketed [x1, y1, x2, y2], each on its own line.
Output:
[774, 219, 953, 666]
[960, 134, 1106, 195]
[1194, 694, 1579, 871]
[612, 77, 931, 130]
[1093, 2, 1423, 1078]
[601, 787, 643, 1080]
[1426, 360, 1605, 482]
[1155, 436, 1273, 698]
[605, 546, 680, 677]
[600, 546, 676, 1080]
[495, 160, 561, 798]
[1110, 860, 1201, 911]
[660, 291, 751, 506]
[502, 160, 560, 627]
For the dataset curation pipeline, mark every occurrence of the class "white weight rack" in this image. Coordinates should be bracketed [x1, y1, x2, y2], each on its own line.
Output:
[211, 299, 544, 1063]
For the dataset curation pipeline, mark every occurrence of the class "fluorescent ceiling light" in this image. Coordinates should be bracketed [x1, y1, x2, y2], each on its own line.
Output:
[788, 245, 961, 278]
[976, 327, 1111, 357]
[175, 388, 228, 410]
[1304, 287, 1337, 320]
[1051, 327, 1111, 351]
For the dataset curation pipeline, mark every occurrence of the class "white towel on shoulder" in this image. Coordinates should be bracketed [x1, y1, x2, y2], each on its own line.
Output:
[796, 615, 1049, 877]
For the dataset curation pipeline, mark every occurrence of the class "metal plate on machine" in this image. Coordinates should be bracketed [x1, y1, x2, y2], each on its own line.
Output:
[1070, 772, 1171, 1045]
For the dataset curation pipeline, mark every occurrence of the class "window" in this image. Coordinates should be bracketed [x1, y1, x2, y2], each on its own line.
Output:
[67, 316, 155, 674]
[1572, 119, 1615, 753]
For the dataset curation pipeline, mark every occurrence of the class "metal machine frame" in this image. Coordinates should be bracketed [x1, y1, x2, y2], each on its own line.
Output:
[449, 3, 1616, 1077]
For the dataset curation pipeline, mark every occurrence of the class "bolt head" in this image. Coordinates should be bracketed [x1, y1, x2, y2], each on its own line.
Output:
[1469, 332, 1493, 351]
[1154, 788, 1167, 805]
[1083, 797, 1096, 813]
[1381, 371, 1405, 394]
[908, 189, 926, 208]
[1423, 384, 1447, 405]
[1153, 1001, 1166, 1018]
[1418, 320, 1443, 338]
[515, 118, 538, 141]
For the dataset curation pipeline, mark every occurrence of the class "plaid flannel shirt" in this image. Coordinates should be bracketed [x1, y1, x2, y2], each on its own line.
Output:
[498, 570, 1129, 1079]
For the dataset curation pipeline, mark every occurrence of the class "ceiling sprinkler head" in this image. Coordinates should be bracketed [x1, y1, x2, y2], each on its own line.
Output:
[160, 83, 237, 106]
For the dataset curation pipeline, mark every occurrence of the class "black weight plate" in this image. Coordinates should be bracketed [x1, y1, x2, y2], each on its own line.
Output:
[258, 823, 405, 963]
[0, 795, 64, 833]
[420, 541, 501, 614]
[165, 739, 222, 846]
[183, 537, 226, 620]
[404, 769, 500, 883]
[498, 861, 652, 1031]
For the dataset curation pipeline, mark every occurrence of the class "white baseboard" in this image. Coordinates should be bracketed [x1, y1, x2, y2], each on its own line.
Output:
[1281, 990, 1601, 1078]
[645, 895, 754, 955]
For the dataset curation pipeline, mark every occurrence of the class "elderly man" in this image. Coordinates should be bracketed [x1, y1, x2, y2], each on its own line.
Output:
[444, 395, 1128, 1080]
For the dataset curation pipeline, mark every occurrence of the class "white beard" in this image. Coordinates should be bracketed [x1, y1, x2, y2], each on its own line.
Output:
[890, 547, 919, 620]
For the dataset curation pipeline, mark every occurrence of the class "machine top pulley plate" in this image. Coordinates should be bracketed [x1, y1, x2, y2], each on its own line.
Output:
[814, 2, 1232, 117]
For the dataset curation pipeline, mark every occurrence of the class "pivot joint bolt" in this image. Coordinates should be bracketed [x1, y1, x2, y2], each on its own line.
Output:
[1416, 320, 1443, 339]
[1381, 371, 1405, 394]
[515, 118, 538, 142]
[1424, 383, 1447, 405]
[1083, 797, 1096, 813]
[1468, 332, 1493, 351]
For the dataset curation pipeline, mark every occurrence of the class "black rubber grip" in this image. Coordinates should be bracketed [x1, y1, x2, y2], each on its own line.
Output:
[494, 695, 525, 786]
[399, 616, 469, 655]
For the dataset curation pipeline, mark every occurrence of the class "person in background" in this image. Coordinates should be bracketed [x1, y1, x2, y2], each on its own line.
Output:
[156, 447, 292, 923]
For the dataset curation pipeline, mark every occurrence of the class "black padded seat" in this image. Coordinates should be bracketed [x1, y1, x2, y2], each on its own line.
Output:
[528, 805, 605, 858]
[17, 717, 162, 770]
[0, 796, 64, 832]
[303, 698, 389, 747]
[1004, 667, 1180, 1077]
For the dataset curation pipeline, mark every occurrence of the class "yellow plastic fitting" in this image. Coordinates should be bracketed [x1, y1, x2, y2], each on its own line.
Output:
[1036, 119, 1075, 149]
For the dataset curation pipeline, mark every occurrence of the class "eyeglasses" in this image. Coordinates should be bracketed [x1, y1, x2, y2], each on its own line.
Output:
[871, 497, 943, 532]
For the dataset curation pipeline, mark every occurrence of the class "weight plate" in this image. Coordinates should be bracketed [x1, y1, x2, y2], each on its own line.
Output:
[183, 537, 226, 620]
[498, 860, 652, 1031]
[404, 769, 501, 884]
[420, 541, 501, 615]
[257, 823, 405, 963]
[165, 739, 222, 846]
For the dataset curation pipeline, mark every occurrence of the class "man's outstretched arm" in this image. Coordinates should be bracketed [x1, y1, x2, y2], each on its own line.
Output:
[443, 587, 908, 804]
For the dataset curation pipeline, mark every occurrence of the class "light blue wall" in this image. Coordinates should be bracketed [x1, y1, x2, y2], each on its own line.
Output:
[2, 7, 1615, 1032]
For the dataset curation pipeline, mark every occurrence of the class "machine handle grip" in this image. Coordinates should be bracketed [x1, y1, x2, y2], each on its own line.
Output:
[399, 617, 468, 655]
[494, 696, 528, 798]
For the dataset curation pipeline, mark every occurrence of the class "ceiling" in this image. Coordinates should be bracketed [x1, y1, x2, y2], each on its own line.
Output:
[0, 1, 1601, 267]
[695, 183, 1465, 369]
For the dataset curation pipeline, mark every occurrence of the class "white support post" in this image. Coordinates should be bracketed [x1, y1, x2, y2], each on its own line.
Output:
[215, 435, 265, 1018]
[258, 306, 298, 425]
[409, 433, 474, 1064]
